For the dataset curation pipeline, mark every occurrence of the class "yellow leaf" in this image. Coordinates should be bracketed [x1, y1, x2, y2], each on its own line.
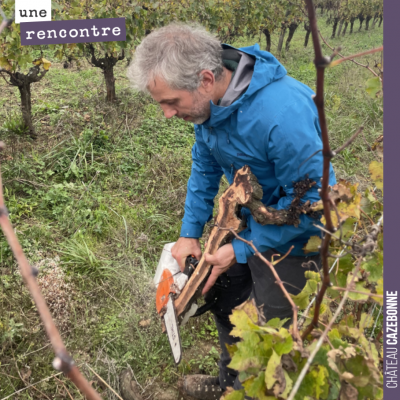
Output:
[32, 57, 51, 70]
[139, 319, 151, 327]
[42, 58, 51, 70]
[373, 279, 383, 305]
[303, 236, 321, 254]
[234, 299, 259, 324]
[0, 57, 12, 71]
[369, 161, 383, 191]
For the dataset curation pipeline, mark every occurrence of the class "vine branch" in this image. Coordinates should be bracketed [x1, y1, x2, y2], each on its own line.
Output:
[301, 0, 334, 341]
[318, 31, 382, 81]
[329, 46, 383, 67]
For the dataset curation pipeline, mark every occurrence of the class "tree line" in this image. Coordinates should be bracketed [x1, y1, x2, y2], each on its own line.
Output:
[0, 0, 383, 138]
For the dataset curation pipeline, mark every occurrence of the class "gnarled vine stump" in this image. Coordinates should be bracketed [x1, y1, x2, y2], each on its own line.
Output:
[174, 165, 351, 320]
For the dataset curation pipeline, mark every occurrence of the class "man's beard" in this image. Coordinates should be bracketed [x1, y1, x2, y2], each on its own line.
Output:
[182, 91, 211, 125]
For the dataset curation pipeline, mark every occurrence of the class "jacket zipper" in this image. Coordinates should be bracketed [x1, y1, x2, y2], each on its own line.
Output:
[212, 127, 229, 169]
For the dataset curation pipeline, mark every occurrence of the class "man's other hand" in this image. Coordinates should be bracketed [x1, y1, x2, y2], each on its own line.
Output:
[202, 244, 236, 295]
[171, 237, 202, 272]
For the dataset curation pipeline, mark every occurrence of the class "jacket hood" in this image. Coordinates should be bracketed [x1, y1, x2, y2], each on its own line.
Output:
[202, 43, 287, 128]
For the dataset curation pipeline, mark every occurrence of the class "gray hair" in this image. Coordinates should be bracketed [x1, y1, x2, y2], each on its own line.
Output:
[127, 23, 224, 93]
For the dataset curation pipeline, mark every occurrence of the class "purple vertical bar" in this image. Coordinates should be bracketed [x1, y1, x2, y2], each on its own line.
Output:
[384, 0, 400, 397]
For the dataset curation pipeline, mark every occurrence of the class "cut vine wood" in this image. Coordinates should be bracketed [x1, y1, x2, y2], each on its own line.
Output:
[174, 165, 352, 320]
[175, 165, 259, 318]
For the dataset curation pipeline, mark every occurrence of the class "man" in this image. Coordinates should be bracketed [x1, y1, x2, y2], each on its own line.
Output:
[127, 23, 336, 399]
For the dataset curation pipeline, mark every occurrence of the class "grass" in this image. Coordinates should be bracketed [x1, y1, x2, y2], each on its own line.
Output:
[0, 14, 382, 400]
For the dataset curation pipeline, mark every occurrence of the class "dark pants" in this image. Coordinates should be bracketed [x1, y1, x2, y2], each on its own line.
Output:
[209, 249, 320, 391]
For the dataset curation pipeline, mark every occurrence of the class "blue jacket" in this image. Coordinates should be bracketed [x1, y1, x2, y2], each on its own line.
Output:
[180, 43, 336, 263]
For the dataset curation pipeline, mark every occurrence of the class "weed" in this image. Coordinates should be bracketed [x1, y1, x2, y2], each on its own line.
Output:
[1, 111, 29, 136]
[188, 346, 220, 376]
[59, 237, 115, 280]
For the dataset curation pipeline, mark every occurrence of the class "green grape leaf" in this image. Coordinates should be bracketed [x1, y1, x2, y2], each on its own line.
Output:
[310, 366, 329, 399]
[291, 279, 318, 309]
[305, 270, 321, 282]
[373, 278, 383, 305]
[229, 309, 261, 338]
[222, 388, 245, 400]
[226, 343, 238, 357]
[228, 331, 267, 371]
[362, 252, 383, 283]
[328, 328, 341, 341]
[265, 317, 290, 329]
[274, 329, 293, 356]
[358, 335, 380, 367]
[309, 300, 332, 323]
[340, 218, 357, 239]
[346, 272, 370, 302]
[243, 371, 267, 398]
[359, 313, 374, 330]
[0, 57, 12, 71]
[365, 77, 382, 98]
[235, 299, 259, 324]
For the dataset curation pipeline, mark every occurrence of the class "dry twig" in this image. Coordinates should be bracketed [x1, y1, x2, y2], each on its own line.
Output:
[86, 364, 124, 400]
[333, 126, 364, 155]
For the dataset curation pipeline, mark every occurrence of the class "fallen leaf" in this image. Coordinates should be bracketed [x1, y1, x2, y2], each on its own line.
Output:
[139, 319, 151, 328]
[21, 367, 32, 382]
[368, 161, 383, 190]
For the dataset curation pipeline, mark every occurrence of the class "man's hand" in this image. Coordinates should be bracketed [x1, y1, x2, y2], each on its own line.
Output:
[202, 244, 236, 295]
[171, 237, 202, 272]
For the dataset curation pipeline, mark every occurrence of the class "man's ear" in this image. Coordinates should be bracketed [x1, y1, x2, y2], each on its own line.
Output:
[199, 70, 215, 93]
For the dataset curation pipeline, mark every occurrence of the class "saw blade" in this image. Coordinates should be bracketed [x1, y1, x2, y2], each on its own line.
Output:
[164, 295, 182, 365]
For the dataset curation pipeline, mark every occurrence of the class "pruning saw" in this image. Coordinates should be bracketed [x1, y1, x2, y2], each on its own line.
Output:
[154, 243, 200, 364]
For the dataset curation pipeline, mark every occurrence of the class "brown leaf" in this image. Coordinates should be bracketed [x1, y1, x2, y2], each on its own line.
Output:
[339, 381, 358, 400]
[84, 114, 91, 122]
[21, 367, 32, 382]
[331, 182, 352, 203]
[272, 363, 286, 397]
[139, 319, 151, 328]
[281, 354, 297, 372]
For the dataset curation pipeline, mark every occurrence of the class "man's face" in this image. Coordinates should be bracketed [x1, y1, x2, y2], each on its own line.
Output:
[147, 76, 212, 125]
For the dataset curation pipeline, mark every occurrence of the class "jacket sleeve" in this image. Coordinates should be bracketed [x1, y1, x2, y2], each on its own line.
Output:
[180, 131, 224, 238]
[231, 101, 336, 263]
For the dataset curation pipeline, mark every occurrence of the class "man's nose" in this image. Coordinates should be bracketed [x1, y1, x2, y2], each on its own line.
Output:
[161, 106, 177, 119]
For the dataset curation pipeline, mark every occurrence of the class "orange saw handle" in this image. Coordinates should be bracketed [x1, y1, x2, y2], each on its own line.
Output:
[155, 255, 199, 314]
